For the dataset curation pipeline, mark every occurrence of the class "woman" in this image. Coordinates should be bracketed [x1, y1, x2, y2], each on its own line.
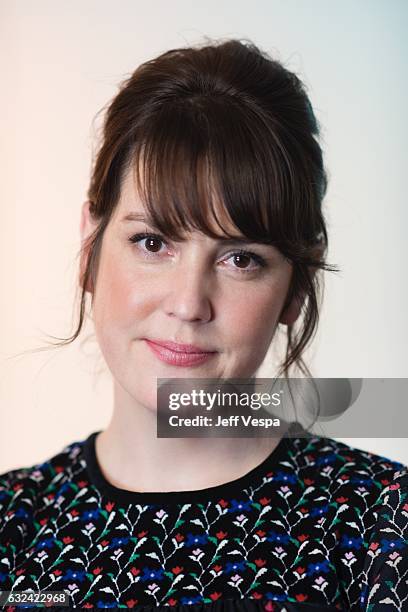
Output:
[0, 39, 406, 611]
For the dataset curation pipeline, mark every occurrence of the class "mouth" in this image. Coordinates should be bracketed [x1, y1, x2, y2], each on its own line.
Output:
[145, 339, 216, 353]
[143, 338, 217, 367]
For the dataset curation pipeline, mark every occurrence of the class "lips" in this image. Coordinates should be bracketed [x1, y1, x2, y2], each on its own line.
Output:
[144, 339, 217, 367]
[145, 339, 216, 354]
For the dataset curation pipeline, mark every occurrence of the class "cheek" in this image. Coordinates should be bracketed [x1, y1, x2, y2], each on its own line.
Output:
[223, 275, 289, 339]
[93, 255, 154, 332]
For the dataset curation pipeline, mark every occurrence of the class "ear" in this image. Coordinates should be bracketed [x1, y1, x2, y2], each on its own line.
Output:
[278, 292, 305, 326]
[79, 200, 98, 293]
[279, 242, 325, 326]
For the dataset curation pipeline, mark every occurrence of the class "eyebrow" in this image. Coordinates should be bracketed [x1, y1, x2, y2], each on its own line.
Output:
[121, 212, 152, 223]
[121, 212, 268, 247]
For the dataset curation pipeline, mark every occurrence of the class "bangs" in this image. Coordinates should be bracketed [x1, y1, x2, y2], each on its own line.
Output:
[128, 95, 302, 249]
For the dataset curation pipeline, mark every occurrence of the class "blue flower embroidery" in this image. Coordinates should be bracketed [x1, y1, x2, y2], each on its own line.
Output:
[81, 509, 100, 521]
[310, 504, 329, 517]
[380, 538, 405, 551]
[225, 560, 247, 573]
[274, 471, 297, 484]
[181, 596, 202, 604]
[316, 453, 338, 466]
[265, 592, 287, 601]
[36, 538, 54, 549]
[140, 568, 165, 582]
[307, 559, 330, 575]
[15, 508, 32, 520]
[109, 536, 130, 548]
[350, 477, 372, 486]
[340, 534, 363, 549]
[184, 533, 209, 547]
[228, 499, 253, 512]
[267, 531, 291, 544]
[63, 569, 86, 582]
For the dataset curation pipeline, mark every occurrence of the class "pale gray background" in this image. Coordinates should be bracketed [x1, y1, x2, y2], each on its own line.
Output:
[1, 0, 407, 470]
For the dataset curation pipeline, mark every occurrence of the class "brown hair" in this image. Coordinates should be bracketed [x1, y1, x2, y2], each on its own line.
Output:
[28, 37, 339, 378]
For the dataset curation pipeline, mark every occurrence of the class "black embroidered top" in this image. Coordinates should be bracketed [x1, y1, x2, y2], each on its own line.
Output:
[0, 425, 407, 611]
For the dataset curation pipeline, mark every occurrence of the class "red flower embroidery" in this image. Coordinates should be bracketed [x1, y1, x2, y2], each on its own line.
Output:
[295, 594, 308, 602]
[125, 599, 138, 608]
[209, 592, 222, 601]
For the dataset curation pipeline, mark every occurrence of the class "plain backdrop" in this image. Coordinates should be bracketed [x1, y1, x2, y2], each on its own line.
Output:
[1, 0, 407, 472]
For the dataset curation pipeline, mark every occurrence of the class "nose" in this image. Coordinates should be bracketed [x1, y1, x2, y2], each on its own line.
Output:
[162, 258, 214, 323]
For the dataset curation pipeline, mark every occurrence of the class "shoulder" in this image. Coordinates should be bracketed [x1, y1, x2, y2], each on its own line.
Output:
[289, 433, 406, 490]
[283, 432, 407, 525]
[288, 434, 407, 609]
[359, 468, 408, 609]
[289, 433, 406, 530]
[0, 438, 86, 532]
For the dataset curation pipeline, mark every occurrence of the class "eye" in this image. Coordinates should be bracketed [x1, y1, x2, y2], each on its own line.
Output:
[128, 233, 268, 274]
[224, 249, 267, 273]
[128, 232, 168, 256]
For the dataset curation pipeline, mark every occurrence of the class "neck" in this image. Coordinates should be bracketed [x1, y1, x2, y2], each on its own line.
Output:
[94, 381, 284, 493]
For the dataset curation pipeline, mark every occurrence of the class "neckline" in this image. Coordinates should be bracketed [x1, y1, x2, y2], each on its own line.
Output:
[82, 423, 303, 505]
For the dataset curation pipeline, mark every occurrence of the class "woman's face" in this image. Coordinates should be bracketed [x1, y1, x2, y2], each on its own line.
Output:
[80, 167, 301, 412]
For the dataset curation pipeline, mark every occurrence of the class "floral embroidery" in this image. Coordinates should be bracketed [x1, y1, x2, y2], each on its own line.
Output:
[0, 431, 406, 610]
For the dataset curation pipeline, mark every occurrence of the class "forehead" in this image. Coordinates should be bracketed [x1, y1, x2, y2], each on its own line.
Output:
[114, 162, 243, 238]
